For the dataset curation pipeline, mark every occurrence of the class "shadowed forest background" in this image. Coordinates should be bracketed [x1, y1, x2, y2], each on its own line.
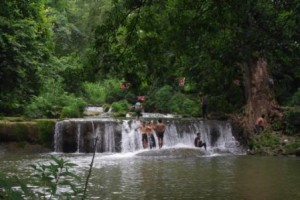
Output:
[1, 0, 300, 135]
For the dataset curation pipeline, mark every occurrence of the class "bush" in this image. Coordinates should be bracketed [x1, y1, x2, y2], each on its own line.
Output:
[249, 132, 281, 154]
[82, 79, 129, 105]
[288, 88, 300, 106]
[152, 85, 174, 113]
[207, 95, 234, 113]
[285, 139, 300, 154]
[0, 156, 81, 199]
[169, 93, 199, 116]
[36, 120, 56, 147]
[111, 100, 130, 113]
[271, 119, 285, 131]
[60, 96, 87, 118]
[103, 79, 127, 103]
[82, 82, 106, 105]
[284, 108, 300, 135]
[25, 79, 87, 119]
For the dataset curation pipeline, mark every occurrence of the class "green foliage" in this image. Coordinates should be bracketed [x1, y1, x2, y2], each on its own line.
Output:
[0, 0, 52, 114]
[207, 95, 235, 113]
[60, 96, 87, 118]
[249, 132, 281, 154]
[1, 0, 300, 119]
[0, 156, 81, 199]
[103, 79, 127, 103]
[111, 100, 130, 113]
[285, 139, 300, 154]
[288, 88, 300, 106]
[30, 155, 81, 199]
[25, 79, 87, 119]
[36, 120, 55, 147]
[271, 119, 285, 132]
[82, 78, 128, 105]
[169, 93, 199, 116]
[0, 174, 26, 199]
[82, 82, 107, 105]
[13, 123, 29, 142]
[152, 85, 174, 113]
[284, 108, 300, 135]
[58, 55, 85, 94]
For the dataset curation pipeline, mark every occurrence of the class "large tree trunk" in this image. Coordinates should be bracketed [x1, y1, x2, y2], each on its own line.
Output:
[242, 57, 275, 134]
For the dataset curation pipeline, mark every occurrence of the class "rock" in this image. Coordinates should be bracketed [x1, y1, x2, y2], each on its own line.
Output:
[135, 147, 209, 157]
[295, 148, 300, 157]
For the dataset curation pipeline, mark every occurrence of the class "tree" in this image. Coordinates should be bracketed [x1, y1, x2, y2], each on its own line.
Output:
[0, 0, 52, 114]
[92, 0, 300, 130]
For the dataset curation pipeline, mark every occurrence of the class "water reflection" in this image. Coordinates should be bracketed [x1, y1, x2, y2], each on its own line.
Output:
[1, 152, 300, 200]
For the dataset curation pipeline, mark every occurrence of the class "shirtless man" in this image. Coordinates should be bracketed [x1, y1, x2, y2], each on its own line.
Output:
[194, 133, 207, 150]
[146, 121, 156, 149]
[255, 114, 266, 134]
[138, 121, 148, 149]
[155, 118, 166, 149]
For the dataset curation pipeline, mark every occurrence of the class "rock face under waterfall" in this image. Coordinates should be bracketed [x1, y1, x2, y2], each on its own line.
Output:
[54, 118, 245, 154]
[55, 119, 122, 153]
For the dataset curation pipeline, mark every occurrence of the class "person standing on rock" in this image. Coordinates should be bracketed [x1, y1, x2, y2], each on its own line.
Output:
[134, 100, 143, 120]
[138, 121, 148, 149]
[155, 118, 166, 149]
[255, 114, 266, 134]
[194, 132, 207, 150]
[146, 121, 156, 149]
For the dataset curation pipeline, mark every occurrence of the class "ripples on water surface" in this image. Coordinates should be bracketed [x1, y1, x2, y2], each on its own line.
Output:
[1, 149, 300, 200]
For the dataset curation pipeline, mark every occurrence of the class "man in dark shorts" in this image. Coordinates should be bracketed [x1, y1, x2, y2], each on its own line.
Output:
[194, 132, 207, 150]
[255, 114, 265, 134]
[155, 118, 166, 149]
[134, 100, 143, 120]
[146, 121, 156, 149]
[138, 121, 148, 149]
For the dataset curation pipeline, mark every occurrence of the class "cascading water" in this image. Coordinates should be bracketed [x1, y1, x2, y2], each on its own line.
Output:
[76, 123, 81, 153]
[54, 118, 245, 154]
[54, 121, 63, 152]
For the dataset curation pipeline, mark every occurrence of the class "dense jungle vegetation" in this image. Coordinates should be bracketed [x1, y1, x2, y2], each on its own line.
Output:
[1, 0, 300, 138]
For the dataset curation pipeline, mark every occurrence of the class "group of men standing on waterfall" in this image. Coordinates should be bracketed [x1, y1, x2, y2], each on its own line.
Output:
[138, 119, 166, 149]
[134, 97, 207, 150]
[137, 118, 207, 151]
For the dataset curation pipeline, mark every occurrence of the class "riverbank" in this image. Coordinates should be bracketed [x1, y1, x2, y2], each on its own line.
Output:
[228, 111, 300, 157]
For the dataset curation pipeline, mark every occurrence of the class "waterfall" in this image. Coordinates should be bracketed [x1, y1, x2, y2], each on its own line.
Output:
[54, 118, 244, 154]
[121, 120, 143, 152]
[76, 123, 81, 153]
[54, 121, 63, 152]
[104, 122, 116, 152]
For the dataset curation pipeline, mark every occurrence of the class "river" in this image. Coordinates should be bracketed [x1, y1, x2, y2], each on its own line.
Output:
[0, 151, 299, 200]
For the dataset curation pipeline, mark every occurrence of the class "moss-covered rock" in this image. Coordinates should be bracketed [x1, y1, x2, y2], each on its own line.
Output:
[36, 120, 56, 148]
[0, 122, 36, 142]
[0, 119, 56, 150]
[284, 139, 300, 156]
